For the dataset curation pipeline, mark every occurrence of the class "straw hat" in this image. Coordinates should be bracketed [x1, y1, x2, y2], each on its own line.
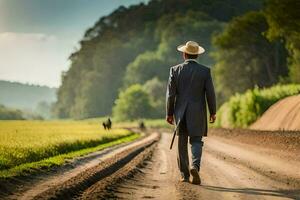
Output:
[177, 41, 205, 55]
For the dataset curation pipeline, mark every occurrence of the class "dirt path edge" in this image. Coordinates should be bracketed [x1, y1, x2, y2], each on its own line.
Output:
[32, 132, 160, 200]
[79, 139, 157, 199]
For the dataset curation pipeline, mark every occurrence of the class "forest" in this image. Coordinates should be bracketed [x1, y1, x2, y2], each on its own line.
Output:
[53, 0, 300, 120]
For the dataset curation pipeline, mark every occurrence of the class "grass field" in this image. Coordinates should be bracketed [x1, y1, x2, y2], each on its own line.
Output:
[88, 117, 170, 129]
[0, 120, 139, 178]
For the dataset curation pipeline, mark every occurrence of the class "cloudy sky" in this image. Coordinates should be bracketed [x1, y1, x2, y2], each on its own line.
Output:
[0, 0, 147, 87]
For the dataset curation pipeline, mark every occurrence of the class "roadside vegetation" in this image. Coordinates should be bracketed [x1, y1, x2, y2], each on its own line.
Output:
[215, 84, 300, 128]
[0, 120, 139, 178]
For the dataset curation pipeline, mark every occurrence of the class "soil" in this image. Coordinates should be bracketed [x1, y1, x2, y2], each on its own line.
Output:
[100, 130, 300, 200]
[2, 128, 300, 200]
[251, 95, 300, 131]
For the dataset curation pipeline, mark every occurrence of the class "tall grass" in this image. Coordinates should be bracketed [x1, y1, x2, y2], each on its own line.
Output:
[0, 120, 134, 171]
[215, 84, 300, 128]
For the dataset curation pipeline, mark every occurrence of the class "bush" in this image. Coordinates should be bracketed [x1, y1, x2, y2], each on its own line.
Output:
[216, 84, 300, 128]
[113, 84, 154, 121]
[143, 77, 166, 118]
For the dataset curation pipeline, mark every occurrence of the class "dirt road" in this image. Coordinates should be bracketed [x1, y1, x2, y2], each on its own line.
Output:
[3, 129, 300, 200]
[104, 131, 300, 200]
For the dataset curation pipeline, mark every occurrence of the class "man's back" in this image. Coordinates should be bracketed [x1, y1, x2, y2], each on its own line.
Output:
[172, 60, 211, 103]
[166, 59, 216, 137]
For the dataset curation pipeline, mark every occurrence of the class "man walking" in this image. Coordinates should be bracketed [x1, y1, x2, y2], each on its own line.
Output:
[166, 41, 216, 184]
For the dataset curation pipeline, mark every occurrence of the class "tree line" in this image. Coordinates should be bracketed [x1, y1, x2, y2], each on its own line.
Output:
[53, 0, 299, 120]
[0, 105, 24, 120]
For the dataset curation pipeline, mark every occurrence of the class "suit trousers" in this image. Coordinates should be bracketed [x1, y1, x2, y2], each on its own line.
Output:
[177, 114, 204, 178]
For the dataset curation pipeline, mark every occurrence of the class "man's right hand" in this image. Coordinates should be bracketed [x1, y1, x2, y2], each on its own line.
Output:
[166, 115, 174, 125]
[210, 114, 216, 123]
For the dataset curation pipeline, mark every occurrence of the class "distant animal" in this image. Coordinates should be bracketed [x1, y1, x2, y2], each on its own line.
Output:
[139, 121, 146, 130]
[102, 118, 112, 130]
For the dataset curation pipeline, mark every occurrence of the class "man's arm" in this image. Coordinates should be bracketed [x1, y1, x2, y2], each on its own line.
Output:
[166, 67, 177, 124]
[205, 69, 217, 123]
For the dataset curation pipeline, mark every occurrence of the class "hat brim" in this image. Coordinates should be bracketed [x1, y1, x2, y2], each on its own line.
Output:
[177, 44, 205, 55]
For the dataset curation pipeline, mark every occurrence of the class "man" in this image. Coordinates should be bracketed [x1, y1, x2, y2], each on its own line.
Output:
[166, 41, 216, 184]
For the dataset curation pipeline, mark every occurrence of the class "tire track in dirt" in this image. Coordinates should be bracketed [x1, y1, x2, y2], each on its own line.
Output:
[33, 133, 159, 200]
[4, 129, 300, 200]
[5, 132, 159, 200]
[104, 132, 300, 200]
[99, 132, 179, 200]
[205, 136, 300, 188]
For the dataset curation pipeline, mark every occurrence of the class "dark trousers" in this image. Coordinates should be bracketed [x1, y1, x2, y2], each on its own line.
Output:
[177, 115, 204, 178]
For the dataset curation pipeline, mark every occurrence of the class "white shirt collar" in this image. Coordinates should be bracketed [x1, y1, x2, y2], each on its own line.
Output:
[185, 59, 199, 63]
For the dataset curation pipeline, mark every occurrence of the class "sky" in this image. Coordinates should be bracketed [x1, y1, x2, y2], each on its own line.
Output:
[0, 0, 148, 87]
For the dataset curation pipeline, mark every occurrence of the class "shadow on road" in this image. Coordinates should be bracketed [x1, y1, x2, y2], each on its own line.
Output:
[202, 185, 300, 200]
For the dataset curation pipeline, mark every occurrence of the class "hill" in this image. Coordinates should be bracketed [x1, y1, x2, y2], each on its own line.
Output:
[0, 80, 56, 110]
[251, 95, 300, 131]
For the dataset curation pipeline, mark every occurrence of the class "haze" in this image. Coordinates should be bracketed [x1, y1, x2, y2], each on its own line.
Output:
[0, 0, 147, 87]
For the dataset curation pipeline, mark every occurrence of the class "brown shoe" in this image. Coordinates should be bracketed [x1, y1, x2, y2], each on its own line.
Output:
[190, 167, 201, 185]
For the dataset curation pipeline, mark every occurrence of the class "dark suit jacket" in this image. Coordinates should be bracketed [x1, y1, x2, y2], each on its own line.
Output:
[166, 60, 216, 137]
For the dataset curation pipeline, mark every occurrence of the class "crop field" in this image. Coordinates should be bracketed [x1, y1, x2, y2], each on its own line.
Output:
[93, 118, 170, 129]
[0, 120, 139, 178]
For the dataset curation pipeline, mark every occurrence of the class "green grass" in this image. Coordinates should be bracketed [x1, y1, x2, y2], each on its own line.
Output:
[0, 133, 139, 178]
[215, 84, 300, 128]
[142, 119, 171, 129]
[92, 117, 171, 129]
[0, 120, 140, 178]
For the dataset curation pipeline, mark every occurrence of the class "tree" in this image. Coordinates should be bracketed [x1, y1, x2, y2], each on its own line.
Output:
[212, 11, 288, 103]
[124, 51, 167, 86]
[124, 11, 223, 87]
[143, 77, 166, 118]
[113, 84, 154, 121]
[264, 0, 300, 83]
[53, 0, 262, 119]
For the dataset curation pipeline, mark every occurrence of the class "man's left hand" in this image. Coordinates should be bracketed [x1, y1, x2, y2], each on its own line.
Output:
[166, 115, 174, 125]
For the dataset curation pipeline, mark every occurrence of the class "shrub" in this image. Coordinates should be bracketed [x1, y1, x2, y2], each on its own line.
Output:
[143, 77, 166, 118]
[216, 84, 300, 128]
[113, 84, 154, 121]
